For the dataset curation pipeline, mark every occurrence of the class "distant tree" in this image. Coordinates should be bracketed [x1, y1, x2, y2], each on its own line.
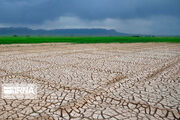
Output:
[13, 35, 18, 37]
[132, 35, 140, 37]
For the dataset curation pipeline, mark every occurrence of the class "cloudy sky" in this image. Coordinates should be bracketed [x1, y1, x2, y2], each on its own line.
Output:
[0, 0, 180, 35]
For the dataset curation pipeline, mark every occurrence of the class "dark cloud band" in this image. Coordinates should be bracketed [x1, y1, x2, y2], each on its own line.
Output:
[0, 0, 179, 35]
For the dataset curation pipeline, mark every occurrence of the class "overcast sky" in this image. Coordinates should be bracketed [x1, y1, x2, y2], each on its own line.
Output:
[0, 0, 180, 35]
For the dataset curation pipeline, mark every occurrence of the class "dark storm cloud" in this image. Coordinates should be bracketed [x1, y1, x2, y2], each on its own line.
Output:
[0, 0, 180, 35]
[0, 0, 180, 24]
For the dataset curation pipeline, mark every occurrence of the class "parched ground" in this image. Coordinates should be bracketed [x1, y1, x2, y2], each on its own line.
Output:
[0, 43, 180, 120]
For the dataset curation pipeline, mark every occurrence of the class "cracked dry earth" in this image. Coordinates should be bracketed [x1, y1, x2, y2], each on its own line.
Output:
[0, 43, 180, 120]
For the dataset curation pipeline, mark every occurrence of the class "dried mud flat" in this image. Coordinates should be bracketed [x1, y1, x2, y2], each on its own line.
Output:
[0, 43, 180, 120]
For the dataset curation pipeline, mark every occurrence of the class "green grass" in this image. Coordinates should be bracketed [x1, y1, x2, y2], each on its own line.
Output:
[0, 36, 180, 44]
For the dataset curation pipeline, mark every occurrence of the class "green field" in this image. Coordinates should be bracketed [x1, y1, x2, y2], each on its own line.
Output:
[0, 36, 180, 44]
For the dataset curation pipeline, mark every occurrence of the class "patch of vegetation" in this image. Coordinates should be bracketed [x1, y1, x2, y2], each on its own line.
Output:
[0, 36, 180, 44]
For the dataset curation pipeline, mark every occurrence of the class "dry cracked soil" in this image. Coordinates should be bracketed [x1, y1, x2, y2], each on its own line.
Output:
[0, 43, 180, 120]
